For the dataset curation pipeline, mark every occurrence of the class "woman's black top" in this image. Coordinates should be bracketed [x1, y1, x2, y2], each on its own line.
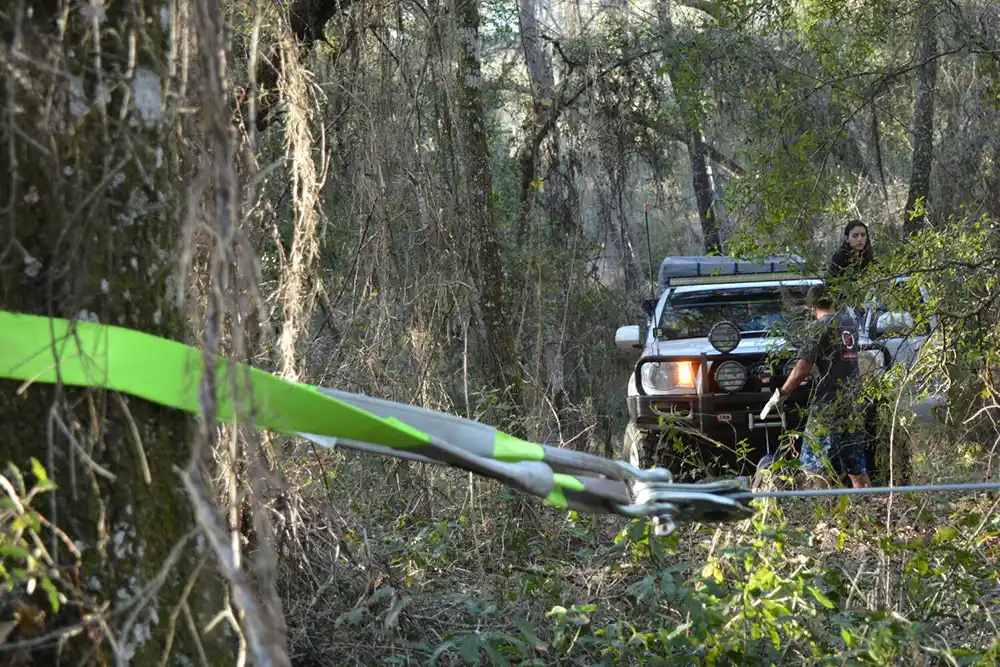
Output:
[828, 244, 873, 280]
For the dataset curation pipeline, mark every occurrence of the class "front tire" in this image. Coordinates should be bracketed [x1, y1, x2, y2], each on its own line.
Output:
[622, 423, 690, 477]
[623, 422, 655, 469]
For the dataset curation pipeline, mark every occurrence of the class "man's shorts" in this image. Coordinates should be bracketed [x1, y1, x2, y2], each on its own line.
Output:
[800, 419, 868, 477]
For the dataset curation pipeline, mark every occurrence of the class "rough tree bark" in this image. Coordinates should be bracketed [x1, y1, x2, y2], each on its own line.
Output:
[0, 2, 231, 664]
[453, 0, 523, 408]
[687, 132, 721, 252]
[904, 0, 939, 235]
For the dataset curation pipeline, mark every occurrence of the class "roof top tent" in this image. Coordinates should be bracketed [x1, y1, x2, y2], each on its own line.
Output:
[657, 255, 807, 292]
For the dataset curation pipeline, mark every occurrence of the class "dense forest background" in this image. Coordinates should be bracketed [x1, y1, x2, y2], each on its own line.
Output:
[3, 0, 1000, 664]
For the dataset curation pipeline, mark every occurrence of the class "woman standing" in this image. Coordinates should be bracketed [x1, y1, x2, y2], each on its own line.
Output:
[828, 219, 874, 281]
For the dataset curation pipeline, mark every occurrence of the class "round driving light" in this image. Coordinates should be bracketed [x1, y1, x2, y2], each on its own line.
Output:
[708, 321, 741, 353]
[714, 360, 747, 392]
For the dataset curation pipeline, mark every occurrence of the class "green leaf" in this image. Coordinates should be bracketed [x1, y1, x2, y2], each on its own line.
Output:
[29, 458, 52, 490]
[809, 586, 836, 609]
[459, 633, 480, 664]
[484, 641, 510, 666]
[367, 586, 392, 606]
[334, 607, 366, 628]
[428, 637, 461, 665]
[0, 544, 31, 562]
[40, 576, 60, 613]
[932, 526, 959, 544]
[546, 605, 567, 618]
[835, 493, 849, 515]
[24, 512, 41, 533]
[512, 616, 541, 646]
[665, 621, 692, 641]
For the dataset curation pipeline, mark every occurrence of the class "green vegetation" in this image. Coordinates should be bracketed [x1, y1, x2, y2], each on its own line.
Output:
[3, 0, 1000, 663]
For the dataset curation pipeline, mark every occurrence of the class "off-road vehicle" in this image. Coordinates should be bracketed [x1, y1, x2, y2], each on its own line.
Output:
[615, 255, 819, 477]
[615, 257, 941, 480]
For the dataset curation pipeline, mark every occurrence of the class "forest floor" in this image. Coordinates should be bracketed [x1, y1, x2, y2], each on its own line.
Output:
[275, 424, 1000, 666]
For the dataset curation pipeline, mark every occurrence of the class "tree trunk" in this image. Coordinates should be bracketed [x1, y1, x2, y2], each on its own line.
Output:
[0, 3, 231, 664]
[658, 2, 721, 253]
[453, 0, 523, 408]
[688, 130, 721, 253]
[516, 0, 579, 440]
[904, 0, 938, 235]
[516, 0, 577, 242]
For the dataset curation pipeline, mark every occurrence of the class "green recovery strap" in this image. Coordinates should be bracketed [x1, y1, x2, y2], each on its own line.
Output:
[0, 310, 430, 449]
[319, 388, 628, 481]
[0, 311, 633, 515]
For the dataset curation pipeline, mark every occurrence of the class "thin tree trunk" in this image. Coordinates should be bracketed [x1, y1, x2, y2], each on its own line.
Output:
[516, 0, 576, 241]
[453, 0, 523, 408]
[904, 0, 938, 234]
[658, 2, 721, 253]
[688, 131, 721, 253]
[0, 2, 231, 664]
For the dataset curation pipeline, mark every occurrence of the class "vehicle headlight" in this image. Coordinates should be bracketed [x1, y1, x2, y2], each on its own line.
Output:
[714, 360, 747, 392]
[641, 361, 695, 391]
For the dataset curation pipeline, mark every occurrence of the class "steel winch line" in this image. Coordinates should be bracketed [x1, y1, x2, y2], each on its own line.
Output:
[738, 481, 1000, 501]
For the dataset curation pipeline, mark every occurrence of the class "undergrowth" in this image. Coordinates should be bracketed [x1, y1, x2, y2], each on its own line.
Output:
[273, 427, 1000, 666]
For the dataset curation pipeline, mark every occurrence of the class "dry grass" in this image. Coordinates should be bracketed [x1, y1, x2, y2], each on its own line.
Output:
[264, 417, 1000, 665]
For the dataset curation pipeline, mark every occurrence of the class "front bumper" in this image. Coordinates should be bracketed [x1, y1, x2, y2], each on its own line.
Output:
[629, 352, 810, 449]
[627, 392, 808, 439]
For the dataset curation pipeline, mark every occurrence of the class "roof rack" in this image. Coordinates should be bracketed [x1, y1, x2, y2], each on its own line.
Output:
[669, 273, 818, 287]
[658, 255, 806, 290]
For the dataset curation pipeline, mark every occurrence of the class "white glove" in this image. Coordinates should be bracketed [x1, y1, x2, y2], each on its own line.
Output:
[760, 388, 784, 420]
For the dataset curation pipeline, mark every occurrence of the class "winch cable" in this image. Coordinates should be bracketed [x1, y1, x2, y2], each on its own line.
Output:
[2, 309, 997, 537]
[738, 481, 1000, 501]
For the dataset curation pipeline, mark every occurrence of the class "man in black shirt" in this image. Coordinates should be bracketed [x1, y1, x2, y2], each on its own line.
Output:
[775, 284, 871, 489]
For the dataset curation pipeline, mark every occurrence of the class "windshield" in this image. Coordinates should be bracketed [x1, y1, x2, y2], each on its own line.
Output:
[657, 286, 810, 340]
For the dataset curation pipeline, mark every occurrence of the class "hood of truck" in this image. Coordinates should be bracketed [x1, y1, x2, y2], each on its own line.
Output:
[647, 335, 789, 358]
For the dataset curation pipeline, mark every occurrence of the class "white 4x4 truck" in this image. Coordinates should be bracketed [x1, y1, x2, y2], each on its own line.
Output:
[615, 256, 941, 480]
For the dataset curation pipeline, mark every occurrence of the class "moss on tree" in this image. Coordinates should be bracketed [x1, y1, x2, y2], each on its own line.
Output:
[0, 1, 232, 663]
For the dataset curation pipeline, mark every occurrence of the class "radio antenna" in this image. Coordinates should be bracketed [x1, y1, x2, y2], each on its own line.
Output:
[644, 203, 654, 297]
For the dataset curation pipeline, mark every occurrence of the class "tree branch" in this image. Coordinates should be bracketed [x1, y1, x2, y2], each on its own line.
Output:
[677, 0, 722, 20]
[632, 115, 744, 177]
[526, 48, 658, 157]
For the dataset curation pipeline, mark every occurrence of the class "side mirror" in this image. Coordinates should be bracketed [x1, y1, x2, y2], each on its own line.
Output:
[875, 311, 914, 336]
[615, 325, 643, 351]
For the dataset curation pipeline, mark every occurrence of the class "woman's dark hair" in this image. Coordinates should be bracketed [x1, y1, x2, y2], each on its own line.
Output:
[842, 219, 870, 247]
